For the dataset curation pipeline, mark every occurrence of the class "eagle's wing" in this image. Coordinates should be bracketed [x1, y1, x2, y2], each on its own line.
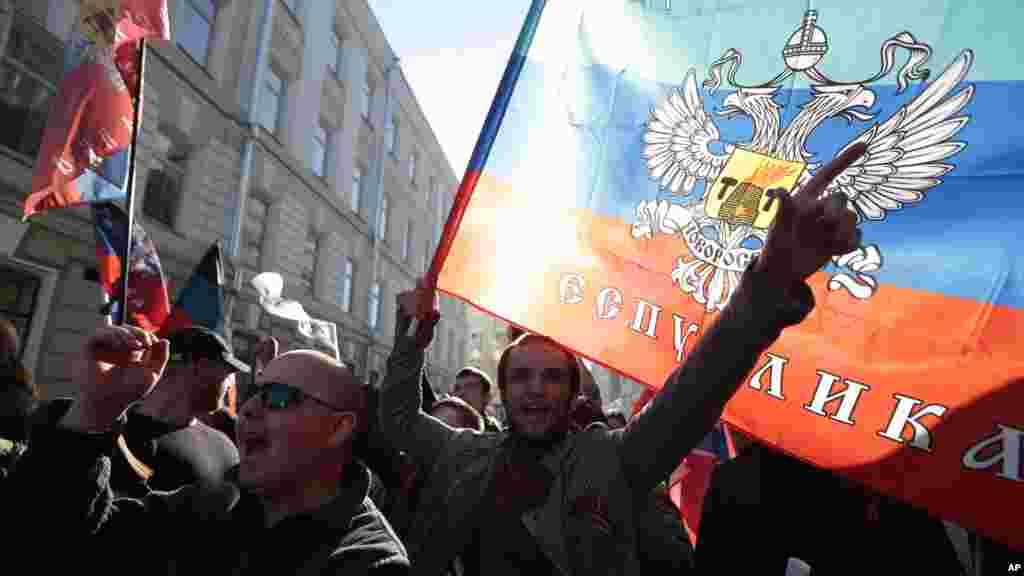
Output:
[819, 50, 974, 223]
[643, 69, 730, 195]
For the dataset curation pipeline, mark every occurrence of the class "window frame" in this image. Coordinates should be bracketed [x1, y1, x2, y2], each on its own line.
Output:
[350, 166, 362, 214]
[260, 66, 286, 135]
[368, 281, 381, 330]
[142, 161, 185, 230]
[361, 76, 373, 124]
[176, 0, 215, 68]
[402, 220, 413, 262]
[311, 123, 329, 179]
[377, 194, 390, 241]
[338, 256, 354, 313]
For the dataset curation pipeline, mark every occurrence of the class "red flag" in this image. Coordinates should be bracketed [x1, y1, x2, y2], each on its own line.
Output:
[23, 1, 170, 219]
[669, 450, 717, 547]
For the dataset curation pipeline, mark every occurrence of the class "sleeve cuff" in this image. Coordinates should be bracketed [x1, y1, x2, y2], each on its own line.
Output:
[729, 257, 816, 335]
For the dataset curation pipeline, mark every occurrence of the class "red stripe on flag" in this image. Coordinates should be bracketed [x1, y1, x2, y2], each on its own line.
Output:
[24, 59, 135, 218]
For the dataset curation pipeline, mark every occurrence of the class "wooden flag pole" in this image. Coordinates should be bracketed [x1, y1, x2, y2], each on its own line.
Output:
[118, 39, 148, 326]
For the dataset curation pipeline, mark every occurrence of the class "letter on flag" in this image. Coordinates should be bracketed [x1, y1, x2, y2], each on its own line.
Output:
[23, 0, 170, 219]
[433, 1, 1024, 550]
[92, 202, 170, 332]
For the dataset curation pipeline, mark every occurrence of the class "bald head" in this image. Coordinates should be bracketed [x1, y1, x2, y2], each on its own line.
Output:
[260, 350, 367, 418]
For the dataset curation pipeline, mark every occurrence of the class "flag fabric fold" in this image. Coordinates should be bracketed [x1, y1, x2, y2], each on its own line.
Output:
[23, 0, 170, 219]
[159, 242, 225, 337]
[434, 0, 1024, 550]
[91, 202, 170, 332]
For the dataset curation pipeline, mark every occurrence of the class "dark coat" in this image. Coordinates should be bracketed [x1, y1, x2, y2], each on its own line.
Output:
[695, 443, 965, 575]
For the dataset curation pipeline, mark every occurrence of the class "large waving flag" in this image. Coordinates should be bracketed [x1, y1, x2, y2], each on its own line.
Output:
[92, 202, 170, 332]
[159, 243, 225, 337]
[23, 0, 170, 219]
[433, 1, 1024, 550]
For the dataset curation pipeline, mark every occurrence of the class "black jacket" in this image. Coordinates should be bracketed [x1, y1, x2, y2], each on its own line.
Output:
[695, 443, 964, 575]
[10, 399, 410, 576]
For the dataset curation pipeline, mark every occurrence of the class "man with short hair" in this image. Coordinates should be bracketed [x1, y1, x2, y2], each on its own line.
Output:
[8, 326, 409, 575]
[430, 396, 485, 432]
[379, 145, 867, 574]
[451, 367, 501, 432]
[112, 326, 249, 494]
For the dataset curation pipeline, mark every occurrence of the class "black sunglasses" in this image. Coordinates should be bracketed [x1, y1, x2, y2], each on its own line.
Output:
[248, 382, 347, 412]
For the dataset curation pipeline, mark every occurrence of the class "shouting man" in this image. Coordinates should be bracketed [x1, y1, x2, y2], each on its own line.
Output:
[9, 329, 409, 575]
[377, 144, 867, 575]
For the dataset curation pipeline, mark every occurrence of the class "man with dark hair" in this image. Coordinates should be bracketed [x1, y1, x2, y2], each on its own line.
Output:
[111, 326, 250, 495]
[9, 326, 409, 574]
[451, 366, 501, 432]
[379, 145, 867, 574]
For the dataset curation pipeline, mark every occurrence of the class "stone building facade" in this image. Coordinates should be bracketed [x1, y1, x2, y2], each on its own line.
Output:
[0, 0, 470, 399]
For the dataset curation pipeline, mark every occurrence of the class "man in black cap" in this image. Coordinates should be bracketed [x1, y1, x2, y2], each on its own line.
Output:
[112, 326, 250, 495]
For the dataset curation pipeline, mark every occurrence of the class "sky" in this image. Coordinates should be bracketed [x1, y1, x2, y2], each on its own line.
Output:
[366, 1, 532, 176]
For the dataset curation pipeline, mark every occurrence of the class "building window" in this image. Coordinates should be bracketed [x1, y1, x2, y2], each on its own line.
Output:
[402, 221, 413, 262]
[260, 67, 286, 135]
[329, 30, 343, 79]
[0, 263, 40, 360]
[142, 159, 184, 229]
[300, 231, 317, 294]
[385, 113, 399, 156]
[337, 256, 353, 313]
[283, 0, 301, 18]
[409, 152, 417, 183]
[350, 167, 362, 213]
[427, 175, 434, 206]
[368, 281, 381, 330]
[665, 0, 672, 10]
[378, 194, 389, 240]
[361, 75, 373, 122]
[311, 123, 328, 178]
[176, 0, 215, 67]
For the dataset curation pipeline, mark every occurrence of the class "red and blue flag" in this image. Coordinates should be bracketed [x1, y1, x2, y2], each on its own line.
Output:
[92, 202, 170, 332]
[433, 1, 1024, 550]
[23, 0, 169, 219]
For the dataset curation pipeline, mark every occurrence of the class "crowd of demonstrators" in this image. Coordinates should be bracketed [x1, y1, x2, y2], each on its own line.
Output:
[2, 141, 1018, 574]
[7, 326, 409, 574]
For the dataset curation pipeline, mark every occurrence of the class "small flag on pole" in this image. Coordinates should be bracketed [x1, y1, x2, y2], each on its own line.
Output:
[91, 202, 170, 331]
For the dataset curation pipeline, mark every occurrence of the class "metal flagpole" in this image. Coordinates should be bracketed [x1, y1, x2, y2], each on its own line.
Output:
[118, 39, 148, 326]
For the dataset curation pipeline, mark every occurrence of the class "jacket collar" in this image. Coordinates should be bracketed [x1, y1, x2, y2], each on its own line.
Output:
[228, 458, 373, 535]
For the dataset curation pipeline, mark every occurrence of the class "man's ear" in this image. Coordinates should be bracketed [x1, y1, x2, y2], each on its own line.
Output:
[327, 412, 357, 449]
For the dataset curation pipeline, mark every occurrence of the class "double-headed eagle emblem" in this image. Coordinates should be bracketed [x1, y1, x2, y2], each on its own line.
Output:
[633, 10, 975, 311]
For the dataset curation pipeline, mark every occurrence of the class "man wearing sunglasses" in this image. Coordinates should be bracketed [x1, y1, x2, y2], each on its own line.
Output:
[7, 326, 410, 575]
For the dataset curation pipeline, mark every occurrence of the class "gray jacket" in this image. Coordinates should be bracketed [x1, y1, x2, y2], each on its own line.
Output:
[378, 265, 813, 576]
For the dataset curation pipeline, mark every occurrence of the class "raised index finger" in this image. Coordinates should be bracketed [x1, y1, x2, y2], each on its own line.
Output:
[802, 142, 868, 198]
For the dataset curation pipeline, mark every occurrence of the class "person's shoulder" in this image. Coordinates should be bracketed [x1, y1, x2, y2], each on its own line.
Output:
[331, 498, 410, 573]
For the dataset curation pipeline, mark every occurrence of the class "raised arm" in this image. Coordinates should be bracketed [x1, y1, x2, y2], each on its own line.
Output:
[620, 142, 868, 493]
[377, 282, 458, 470]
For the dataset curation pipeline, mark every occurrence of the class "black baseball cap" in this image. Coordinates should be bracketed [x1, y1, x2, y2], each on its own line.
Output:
[167, 326, 250, 374]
